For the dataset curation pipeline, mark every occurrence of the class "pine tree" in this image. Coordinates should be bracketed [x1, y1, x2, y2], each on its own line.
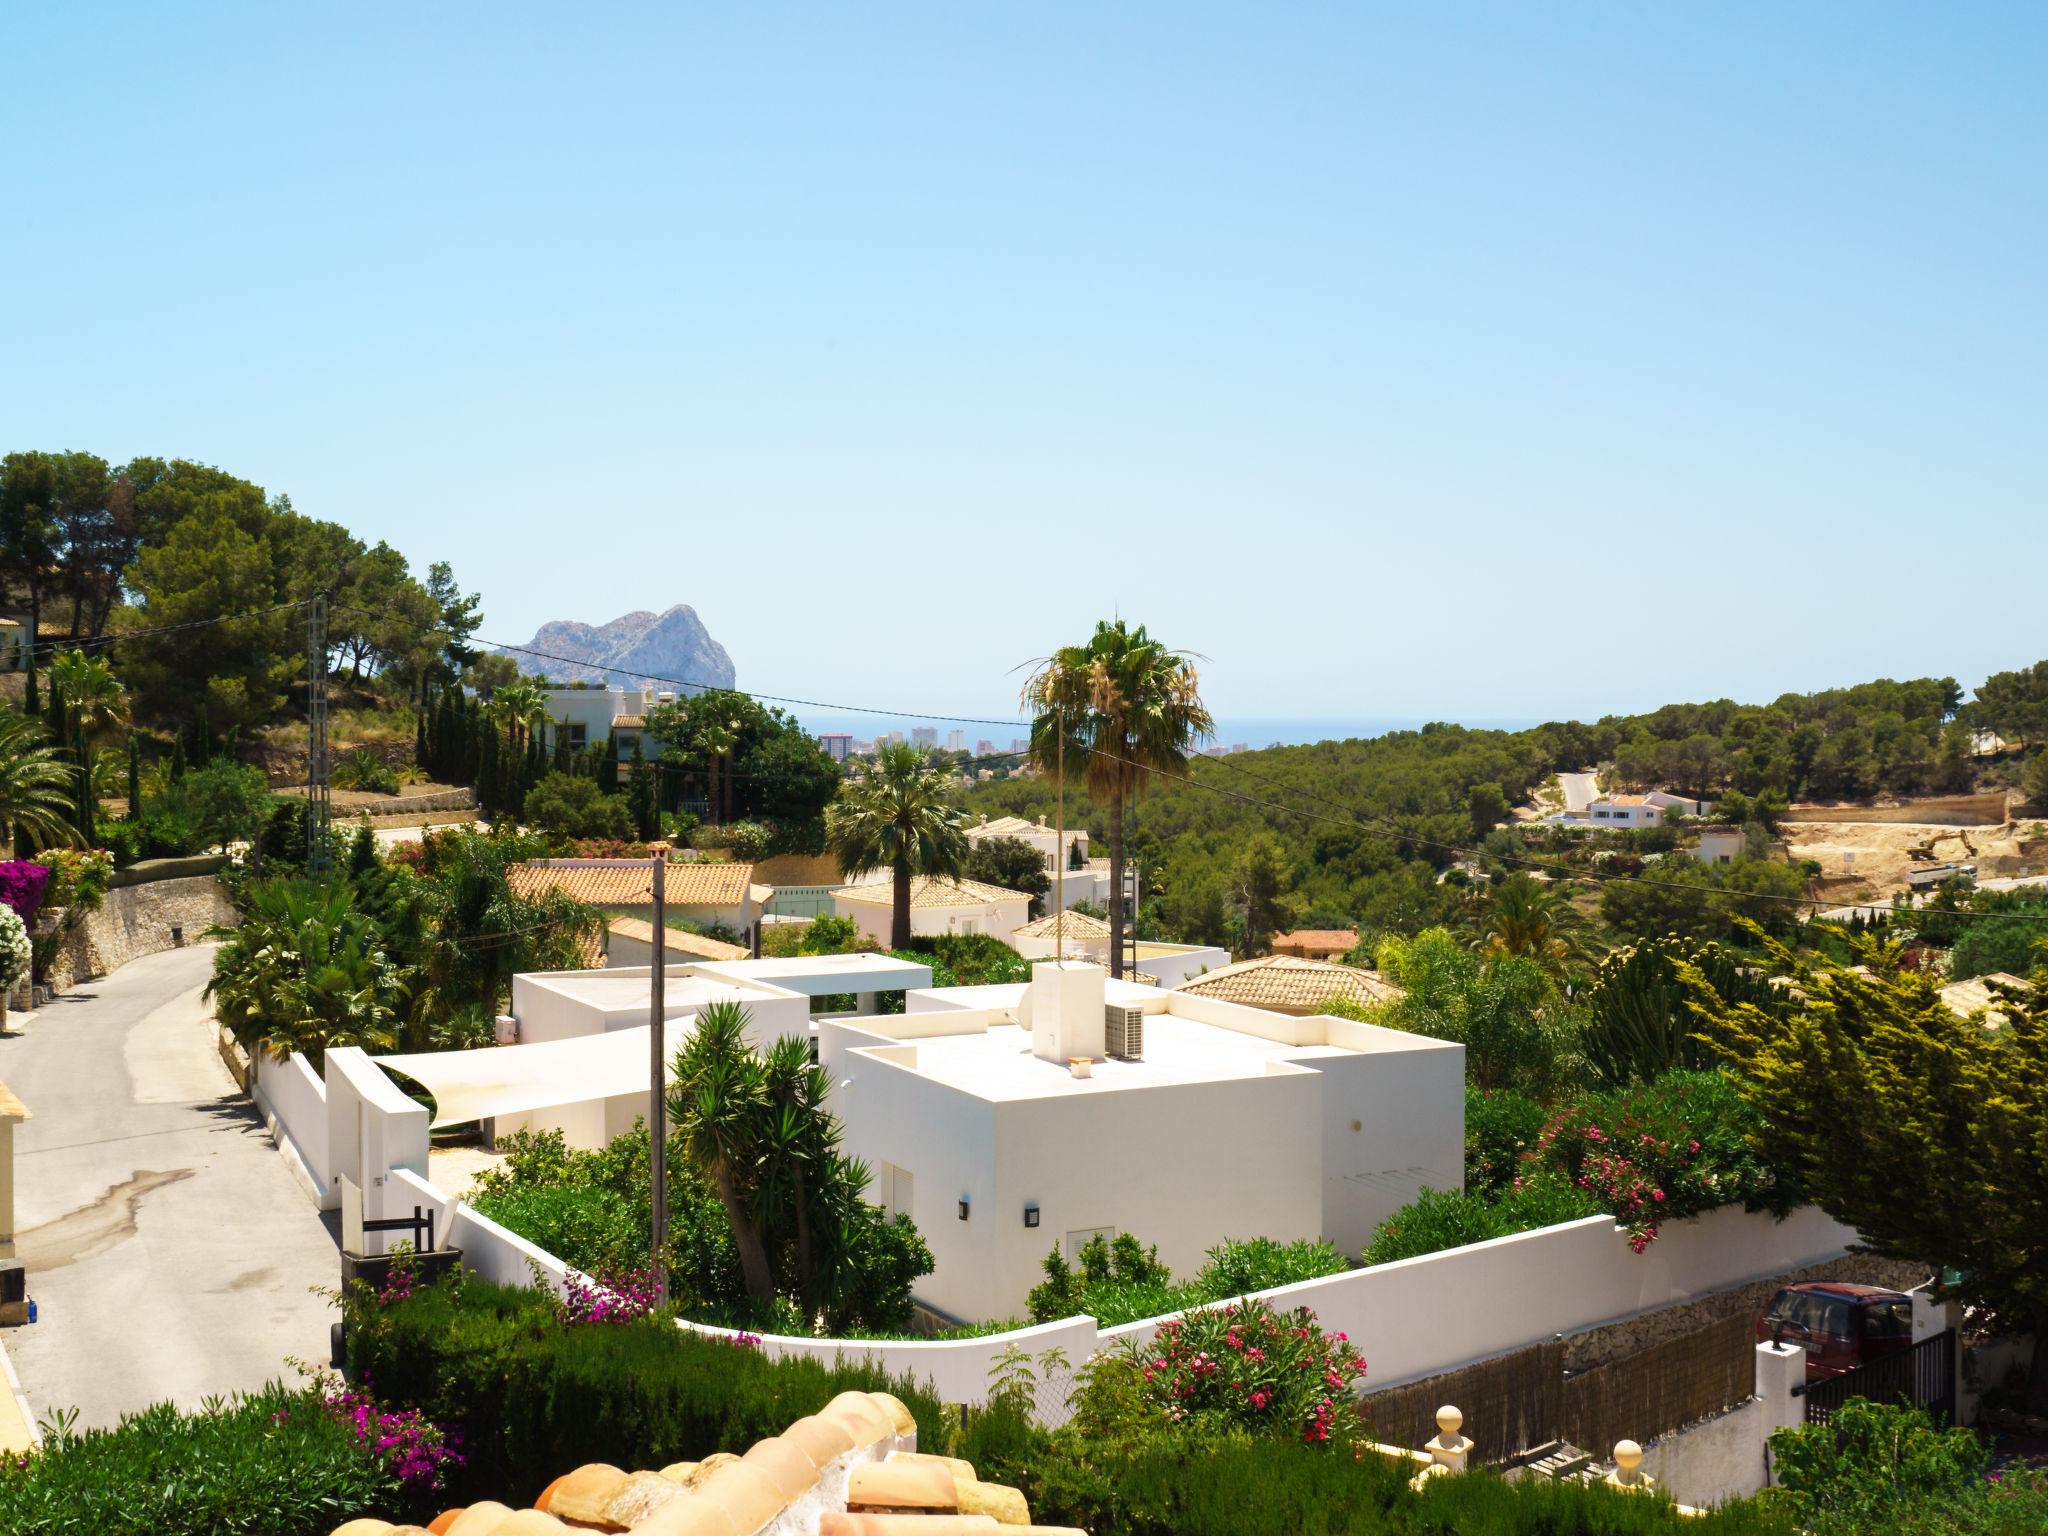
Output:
[126, 736, 142, 822]
[348, 820, 380, 878]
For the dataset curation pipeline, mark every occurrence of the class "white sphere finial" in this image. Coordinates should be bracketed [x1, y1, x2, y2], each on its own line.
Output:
[1613, 1439, 1643, 1472]
[1436, 1405, 1463, 1437]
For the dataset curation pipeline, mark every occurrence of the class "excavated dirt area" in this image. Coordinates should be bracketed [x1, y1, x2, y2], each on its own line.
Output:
[1790, 818, 2048, 901]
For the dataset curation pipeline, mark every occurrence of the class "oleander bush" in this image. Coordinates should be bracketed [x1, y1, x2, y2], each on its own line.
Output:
[0, 1382, 425, 1536]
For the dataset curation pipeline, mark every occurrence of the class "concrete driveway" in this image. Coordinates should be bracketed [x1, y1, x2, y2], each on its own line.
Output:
[0, 944, 338, 1429]
[1558, 771, 1600, 813]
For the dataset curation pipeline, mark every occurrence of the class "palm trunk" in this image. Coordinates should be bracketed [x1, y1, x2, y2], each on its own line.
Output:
[1108, 788, 1126, 979]
[892, 856, 912, 950]
[712, 1164, 776, 1302]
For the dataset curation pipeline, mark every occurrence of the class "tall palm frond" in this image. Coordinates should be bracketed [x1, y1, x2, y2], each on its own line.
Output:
[0, 710, 85, 853]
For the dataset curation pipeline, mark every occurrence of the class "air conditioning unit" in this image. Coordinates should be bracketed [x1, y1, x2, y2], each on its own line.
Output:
[1104, 1004, 1144, 1061]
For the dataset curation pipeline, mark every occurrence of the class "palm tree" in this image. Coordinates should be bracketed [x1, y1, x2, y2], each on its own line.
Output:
[668, 999, 777, 1302]
[699, 714, 742, 825]
[47, 651, 125, 739]
[0, 710, 84, 854]
[489, 680, 547, 757]
[825, 743, 968, 949]
[1466, 872, 1599, 982]
[1022, 621, 1212, 977]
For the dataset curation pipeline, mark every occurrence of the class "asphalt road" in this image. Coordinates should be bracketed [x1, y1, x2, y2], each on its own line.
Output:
[0, 944, 339, 1430]
[1558, 770, 1600, 814]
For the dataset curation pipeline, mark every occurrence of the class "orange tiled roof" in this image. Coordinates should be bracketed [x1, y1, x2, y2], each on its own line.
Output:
[1011, 909, 1111, 939]
[1172, 955, 1404, 1015]
[1270, 928, 1358, 953]
[607, 917, 753, 962]
[831, 876, 1031, 909]
[507, 859, 760, 908]
[324, 1390, 1071, 1535]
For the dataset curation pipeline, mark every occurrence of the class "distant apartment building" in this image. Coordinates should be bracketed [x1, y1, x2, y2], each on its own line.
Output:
[818, 733, 853, 762]
[911, 726, 939, 748]
[945, 729, 965, 752]
[975, 739, 995, 756]
[1009, 738, 1028, 754]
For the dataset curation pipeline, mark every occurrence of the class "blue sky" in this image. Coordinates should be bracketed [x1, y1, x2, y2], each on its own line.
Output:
[3, 3, 2042, 725]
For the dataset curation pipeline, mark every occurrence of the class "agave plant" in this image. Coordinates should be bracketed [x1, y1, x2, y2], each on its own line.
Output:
[1579, 935, 1784, 1088]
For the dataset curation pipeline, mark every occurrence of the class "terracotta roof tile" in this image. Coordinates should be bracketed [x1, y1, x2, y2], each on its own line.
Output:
[607, 918, 753, 963]
[1172, 955, 1403, 1014]
[1010, 910, 1111, 939]
[831, 876, 1030, 909]
[1269, 929, 1358, 953]
[507, 859, 760, 908]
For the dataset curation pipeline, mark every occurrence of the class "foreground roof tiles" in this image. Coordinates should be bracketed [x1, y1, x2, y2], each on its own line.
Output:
[1171, 954, 1404, 1013]
[326, 1388, 1086, 1536]
[508, 859, 760, 909]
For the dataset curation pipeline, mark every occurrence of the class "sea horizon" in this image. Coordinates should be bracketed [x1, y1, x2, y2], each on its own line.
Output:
[791, 714, 1544, 752]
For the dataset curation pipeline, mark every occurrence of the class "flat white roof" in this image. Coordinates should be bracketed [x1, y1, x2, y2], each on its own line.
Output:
[518, 968, 793, 1015]
[851, 1011, 1345, 1103]
[691, 953, 935, 997]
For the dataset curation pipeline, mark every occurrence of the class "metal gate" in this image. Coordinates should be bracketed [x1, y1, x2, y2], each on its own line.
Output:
[1802, 1329, 1955, 1426]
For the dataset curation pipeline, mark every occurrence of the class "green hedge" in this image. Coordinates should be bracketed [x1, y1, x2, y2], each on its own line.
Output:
[0, 1383, 410, 1536]
[347, 1279, 945, 1505]
[956, 1406, 1793, 1536]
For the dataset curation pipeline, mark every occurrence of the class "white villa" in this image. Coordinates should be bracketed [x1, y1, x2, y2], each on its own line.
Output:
[1007, 910, 1229, 988]
[829, 876, 1033, 942]
[966, 815, 1111, 910]
[423, 953, 1463, 1325]
[537, 685, 672, 757]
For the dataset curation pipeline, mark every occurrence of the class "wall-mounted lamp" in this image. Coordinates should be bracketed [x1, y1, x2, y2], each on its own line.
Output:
[1023, 1202, 1040, 1229]
[958, 1198, 970, 1222]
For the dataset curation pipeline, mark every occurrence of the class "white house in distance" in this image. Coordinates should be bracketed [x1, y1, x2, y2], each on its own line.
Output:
[820, 962, 1464, 1323]
[537, 685, 674, 755]
[1007, 910, 1229, 988]
[965, 815, 1110, 910]
[1694, 825, 1746, 865]
[830, 876, 1032, 942]
[1545, 788, 1710, 831]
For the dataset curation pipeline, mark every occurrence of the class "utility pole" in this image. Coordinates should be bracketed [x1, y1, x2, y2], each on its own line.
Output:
[648, 841, 670, 1306]
[1054, 715, 1065, 964]
[306, 595, 331, 874]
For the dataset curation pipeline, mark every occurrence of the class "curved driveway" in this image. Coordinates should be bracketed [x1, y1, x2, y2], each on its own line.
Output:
[0, 945, 338, 1429]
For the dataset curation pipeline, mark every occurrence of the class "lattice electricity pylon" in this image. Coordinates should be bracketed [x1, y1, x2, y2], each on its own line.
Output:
[306, 595, 331, 874]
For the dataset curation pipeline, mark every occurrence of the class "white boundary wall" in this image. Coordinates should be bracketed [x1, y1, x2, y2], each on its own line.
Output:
[251, 1052, 334, 1207]
[684, 1204, 1855, 1407]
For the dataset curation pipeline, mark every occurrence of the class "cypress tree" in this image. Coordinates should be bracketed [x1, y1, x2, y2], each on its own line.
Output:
[73, 721, 94, 845]
[170, 733, 187, 783]
[127, 736, 142, 822]
[416, 691, 430, 776]
[630, 739, 657, 839]
[348, 820, 380, 878]
[478, 726, 500, 816]
[598, 733, 620, 794]
[23, 646, 36, 716]
[46, 676, 67, 751]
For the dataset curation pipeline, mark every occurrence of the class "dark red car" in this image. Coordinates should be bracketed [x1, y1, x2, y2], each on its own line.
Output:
[1757, 1282, 1915, 1380]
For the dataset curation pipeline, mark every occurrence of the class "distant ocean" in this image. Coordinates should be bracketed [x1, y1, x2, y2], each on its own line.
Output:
[793, 714, 1541, 753]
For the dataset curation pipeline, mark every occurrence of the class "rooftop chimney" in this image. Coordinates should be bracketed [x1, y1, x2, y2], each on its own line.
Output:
[1030, 961, 1106, 1065]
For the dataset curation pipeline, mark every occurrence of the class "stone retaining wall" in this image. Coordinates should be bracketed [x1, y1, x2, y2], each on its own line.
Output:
[43, 875, 238, 992]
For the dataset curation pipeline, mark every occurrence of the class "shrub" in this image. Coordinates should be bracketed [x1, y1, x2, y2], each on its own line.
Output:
[1768, 1397, 2048, 1535]
[332, 748, 402, 795]
[1028, 1234, 1351, 1327]
[1087, 1300, 1368, 1447]
[136, 805, 200, 859]
[523, 772, 635, 842]
[0, 1382, 416, 1535]
[0, 861, 51, 924]
[1463, 1085, 1547, 1196]
[1361, 1181, 1600, 1265]
[1530, 1071, 1792, 1251]
[345, 1278, 944, 1507]
[0, 905, 31, 990]
[39, 847, 114, 913]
